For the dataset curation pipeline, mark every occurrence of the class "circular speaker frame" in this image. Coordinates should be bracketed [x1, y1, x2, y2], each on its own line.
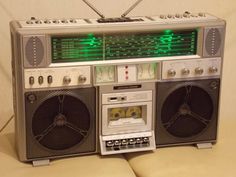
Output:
[161, 83, 214, 139]
[31, 91, 92, 151]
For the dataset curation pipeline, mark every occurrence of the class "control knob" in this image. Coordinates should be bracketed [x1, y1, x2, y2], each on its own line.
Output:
[44, 20, 51, 24]
[63, 76, 71, 84]
[175, 14, 182, 18]
[209, 66, 218, 73]
[160, 15, 167, 19]
[167, 69, 176, 77]
[181, 68, 190, 75]
[195, 67, 204, 75]
[78, 75, 87, 83]
[167, 14, 173, 18]
[47, 75, 53, 84]
[38, 76, 43, 85]
[29, 76, 34, 85]
[183, 11, 191, 18]
[198, 12, 206, 17]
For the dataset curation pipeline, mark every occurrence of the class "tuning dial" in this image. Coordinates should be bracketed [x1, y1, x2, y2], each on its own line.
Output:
[63, 76, 71, 84]
[181, 68, 190, 75]
[209, 66, 218, 73]
[78, 75, 87, 83]
[167, 69, 176, 77]
[195, 67, 204, 75]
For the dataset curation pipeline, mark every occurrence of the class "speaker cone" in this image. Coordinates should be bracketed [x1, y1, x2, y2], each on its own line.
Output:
[161, 85, 213, 138]
[32, 94, 91, 150]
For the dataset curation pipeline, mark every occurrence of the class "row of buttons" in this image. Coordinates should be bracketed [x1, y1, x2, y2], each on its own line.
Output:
[29, 76, 53, 85]
[106, 137, 150, 147]
[26, 18, 79, 25]
[29, 75, 87, 85]
[167, 66, 218, 77]
[159, 12, 206, 19]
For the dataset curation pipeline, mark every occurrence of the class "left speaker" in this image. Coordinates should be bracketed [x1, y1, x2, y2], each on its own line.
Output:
[23, 87, 97, 161]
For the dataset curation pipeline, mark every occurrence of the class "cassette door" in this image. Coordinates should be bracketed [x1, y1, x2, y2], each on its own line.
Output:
[24, 87, 97, 160]
[155, 79, 220, 147]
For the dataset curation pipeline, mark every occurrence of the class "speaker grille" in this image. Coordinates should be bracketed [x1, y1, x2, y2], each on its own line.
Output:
[32, 94, 91, 150]
[161, 85, 213, 138]
[24, 35, 46, 67]
[204, 28, 222, 57]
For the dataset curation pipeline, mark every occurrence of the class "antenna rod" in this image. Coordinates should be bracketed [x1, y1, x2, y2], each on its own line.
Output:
[121, 0, 143, 17]
[82, 0, 105, 18]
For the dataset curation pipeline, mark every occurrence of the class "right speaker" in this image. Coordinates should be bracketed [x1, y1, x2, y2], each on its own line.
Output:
[155, 79, 220, 147]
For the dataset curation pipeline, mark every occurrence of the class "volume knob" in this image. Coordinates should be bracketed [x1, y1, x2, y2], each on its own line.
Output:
[209, 66, 218, 73]
[195, 67, 204, 75]
[63, 76, 71, 84]
[167, 69, 176, 77]
[181, 68, 190, 75]
[78, 75, 87, 83]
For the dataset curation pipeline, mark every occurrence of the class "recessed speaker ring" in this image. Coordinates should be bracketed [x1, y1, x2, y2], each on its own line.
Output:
[30, 90, 92, 151]
[160, 82, 214, 138]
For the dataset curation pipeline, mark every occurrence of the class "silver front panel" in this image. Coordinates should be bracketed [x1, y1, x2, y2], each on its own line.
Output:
[10, 12, 226, 161]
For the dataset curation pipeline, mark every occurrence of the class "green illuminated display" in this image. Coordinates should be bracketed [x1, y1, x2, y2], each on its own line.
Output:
[51, 30, 197, 62]
[51, 33, 103, 62]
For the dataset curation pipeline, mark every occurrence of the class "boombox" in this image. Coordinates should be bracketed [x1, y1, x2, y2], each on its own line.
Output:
[10, 0, 225, 166]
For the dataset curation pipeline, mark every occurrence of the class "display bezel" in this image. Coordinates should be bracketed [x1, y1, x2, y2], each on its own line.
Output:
[50, 28, 200, 64]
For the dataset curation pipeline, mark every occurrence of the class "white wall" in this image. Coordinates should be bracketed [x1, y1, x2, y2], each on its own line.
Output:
[0, 0, 236, 129]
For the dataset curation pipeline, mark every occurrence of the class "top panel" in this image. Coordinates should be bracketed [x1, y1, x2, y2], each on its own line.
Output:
[18, 12, 219, 28]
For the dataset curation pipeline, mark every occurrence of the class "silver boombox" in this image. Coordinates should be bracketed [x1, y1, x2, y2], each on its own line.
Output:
[10, 0, 225, 166]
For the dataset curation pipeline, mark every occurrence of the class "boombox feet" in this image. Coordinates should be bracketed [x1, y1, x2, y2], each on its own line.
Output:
[196, 143, 213, 149]
[32, 159, 50, 167]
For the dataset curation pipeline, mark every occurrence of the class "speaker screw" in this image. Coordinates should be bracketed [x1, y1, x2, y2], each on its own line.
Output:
[27, 94, 36, 103]
[210, 81, 218, 89]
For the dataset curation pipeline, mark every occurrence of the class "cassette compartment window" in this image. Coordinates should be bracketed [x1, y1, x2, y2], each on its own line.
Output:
[51, 29, 198, 63]
[108, 106, 146, 127]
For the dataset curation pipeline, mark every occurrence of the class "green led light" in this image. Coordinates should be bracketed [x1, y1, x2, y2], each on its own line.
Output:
[163, 29, 173, 34]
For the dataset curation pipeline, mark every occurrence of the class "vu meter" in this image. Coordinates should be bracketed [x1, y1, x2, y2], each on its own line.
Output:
[137, 63, 157, 80]
[95, 66, 115, 83]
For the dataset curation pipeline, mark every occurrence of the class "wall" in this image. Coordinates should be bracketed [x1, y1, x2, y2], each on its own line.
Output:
[0, 0, 235, 129]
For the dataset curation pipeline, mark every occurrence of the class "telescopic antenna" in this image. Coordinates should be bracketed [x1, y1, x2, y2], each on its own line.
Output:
[82, 0, 105, 18]
[121, 0, 143, 17]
